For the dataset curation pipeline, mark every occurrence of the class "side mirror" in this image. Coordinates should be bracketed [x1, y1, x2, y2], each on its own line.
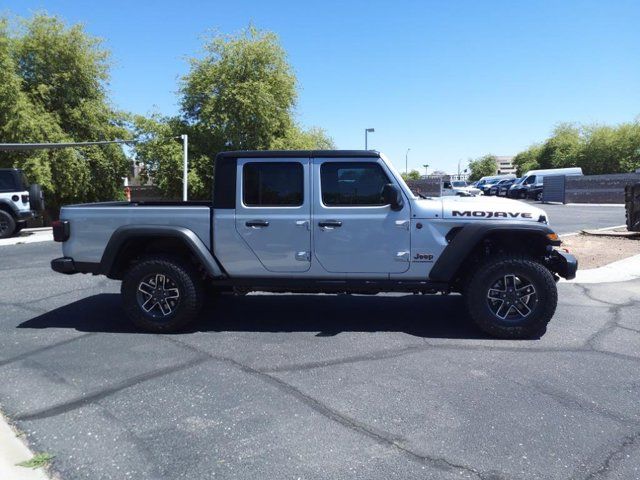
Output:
[382, 184, 404, 211]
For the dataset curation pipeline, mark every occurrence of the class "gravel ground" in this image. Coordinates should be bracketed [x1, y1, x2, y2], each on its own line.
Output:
[561, 231, 640, 269]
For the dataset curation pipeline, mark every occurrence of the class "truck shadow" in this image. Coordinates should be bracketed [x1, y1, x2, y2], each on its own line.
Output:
[18, 293, 492, 339]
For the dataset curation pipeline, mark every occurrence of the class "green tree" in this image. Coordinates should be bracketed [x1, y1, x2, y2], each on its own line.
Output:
[401, 169, 421, 181]
[512, 144, 542, 176]
[468, 154, 497, 181]
[0, 14, 130, 216]
[537, 123, 582, 169]
[134, 25, 333, 199]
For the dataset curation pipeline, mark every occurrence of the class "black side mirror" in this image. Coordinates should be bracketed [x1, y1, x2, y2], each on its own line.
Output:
[382, 183, 404, 211]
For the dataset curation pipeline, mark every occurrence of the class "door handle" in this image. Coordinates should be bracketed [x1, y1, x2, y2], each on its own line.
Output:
[318, 220, 342, 228]
[246, 220, 269, 228]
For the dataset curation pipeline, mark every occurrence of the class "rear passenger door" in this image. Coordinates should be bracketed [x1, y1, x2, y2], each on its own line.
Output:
[235, 158, 311, 273]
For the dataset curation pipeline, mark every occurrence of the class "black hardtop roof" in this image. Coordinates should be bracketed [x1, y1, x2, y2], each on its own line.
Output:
[216, 150, 380, 159]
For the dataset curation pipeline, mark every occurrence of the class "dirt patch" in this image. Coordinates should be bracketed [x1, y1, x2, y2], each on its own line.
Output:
[560, 229, 640, 269]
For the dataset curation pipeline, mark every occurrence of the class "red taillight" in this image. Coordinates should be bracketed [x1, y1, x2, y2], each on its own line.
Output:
[52, 220, 70, 242]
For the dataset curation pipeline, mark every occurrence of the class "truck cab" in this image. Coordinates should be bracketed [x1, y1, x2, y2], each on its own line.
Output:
[52, 150, 577, 339]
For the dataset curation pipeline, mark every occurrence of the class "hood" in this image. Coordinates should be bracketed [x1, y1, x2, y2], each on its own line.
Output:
[440, 196, 547, 222]
[412, 196, 548, 223]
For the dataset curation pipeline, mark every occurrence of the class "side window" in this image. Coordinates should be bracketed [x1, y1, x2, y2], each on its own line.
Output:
[243, 162, 303, 207]
[0, 172, 16, 192]
[525, 175, 536, 185]
[321, 162, 390, 206]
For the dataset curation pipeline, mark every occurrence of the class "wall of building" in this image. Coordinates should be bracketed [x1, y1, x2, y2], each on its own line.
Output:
[564, 173, 640, 204]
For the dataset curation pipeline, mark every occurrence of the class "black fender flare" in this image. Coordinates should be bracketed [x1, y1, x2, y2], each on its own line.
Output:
[428, 222, 558, 282]
[101, 225, 225, 279]
[0, 198, 20, 217]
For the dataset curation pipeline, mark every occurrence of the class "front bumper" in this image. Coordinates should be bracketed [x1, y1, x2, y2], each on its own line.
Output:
[548, 250, 578, 280]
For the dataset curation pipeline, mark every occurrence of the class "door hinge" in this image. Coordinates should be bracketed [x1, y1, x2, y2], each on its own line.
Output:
[395, 251, 410, 262]
[395, 220, 410, 230]
[295, 251, 311, 262]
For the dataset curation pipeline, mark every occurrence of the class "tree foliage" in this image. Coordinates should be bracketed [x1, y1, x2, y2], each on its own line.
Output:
[401, 169, 421, 180]
[468, 154, 497, 181]
[133, 26, 334, 199]
[0, 14, 129, 215]
[512, 120, 640, 176]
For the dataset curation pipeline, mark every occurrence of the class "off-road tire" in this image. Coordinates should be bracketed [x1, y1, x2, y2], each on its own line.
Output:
[121, 256, 204, 333]
[464, 255, 557, 339]
[0, 210, 16, 239]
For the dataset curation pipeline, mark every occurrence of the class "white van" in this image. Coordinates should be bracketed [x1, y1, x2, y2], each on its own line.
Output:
[509, 167, 583, 200]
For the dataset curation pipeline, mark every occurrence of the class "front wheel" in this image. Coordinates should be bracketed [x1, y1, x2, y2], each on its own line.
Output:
[464, 256, 557, 339]
[121, 256, 204, 332]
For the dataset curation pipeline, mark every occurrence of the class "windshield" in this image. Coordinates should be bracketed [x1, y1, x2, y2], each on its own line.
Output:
[486, 179, 500, 185]
[513, 177, 524, 184]
[451, 181, 467, 187]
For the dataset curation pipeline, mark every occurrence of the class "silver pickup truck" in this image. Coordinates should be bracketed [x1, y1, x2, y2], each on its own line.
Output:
[51, 150, 576, 338]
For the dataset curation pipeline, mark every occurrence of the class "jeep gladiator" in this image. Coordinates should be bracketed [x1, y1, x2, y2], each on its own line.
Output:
[51, 150, 577, 338]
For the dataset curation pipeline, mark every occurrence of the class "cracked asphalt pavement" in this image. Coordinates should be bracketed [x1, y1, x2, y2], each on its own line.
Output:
[1, 242, 639, 480]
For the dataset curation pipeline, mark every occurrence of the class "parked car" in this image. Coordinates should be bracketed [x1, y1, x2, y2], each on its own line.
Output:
[0, 168, 45, 239]
[51, 150, 576, 339]
[476, 174, 516, 195]
[442, 180, 481, 196]
[509, 168, 583, 200]
[487, 178, 516, 196]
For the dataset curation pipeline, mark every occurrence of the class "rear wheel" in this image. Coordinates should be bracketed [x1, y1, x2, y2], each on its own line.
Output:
[0, 210, 16, 239]
[464, 255, 557, 339]
[121, 256, 204, 332]
[536, 191, 543, 201]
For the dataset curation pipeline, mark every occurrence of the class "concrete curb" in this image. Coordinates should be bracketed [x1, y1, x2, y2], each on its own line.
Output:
[562, 253, 640, 284]
[0, 412, 50, 480]
[0, 229, 53, 247]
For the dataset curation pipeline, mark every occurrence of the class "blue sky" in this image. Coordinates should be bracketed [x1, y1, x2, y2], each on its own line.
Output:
[4, 0, 640, 173]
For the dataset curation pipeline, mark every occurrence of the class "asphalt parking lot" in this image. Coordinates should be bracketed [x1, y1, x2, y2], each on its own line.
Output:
[533, 202, 626, 234]
[1, 228, 640, 480]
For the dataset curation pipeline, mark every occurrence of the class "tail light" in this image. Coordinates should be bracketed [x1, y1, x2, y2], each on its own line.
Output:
[52, 220, 70, 242]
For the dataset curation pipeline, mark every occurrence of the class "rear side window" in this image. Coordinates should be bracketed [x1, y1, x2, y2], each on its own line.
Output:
[243, 162, 303, 207]
[321, 162, 390, 206]
[0, 171, 17, 192]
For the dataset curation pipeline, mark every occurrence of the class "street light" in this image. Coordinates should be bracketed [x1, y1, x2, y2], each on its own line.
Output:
[365, 128, 375, 150]
[174, 135, 188, 202]
[405, 148, 411, 175]
[423, 164, 429, 177]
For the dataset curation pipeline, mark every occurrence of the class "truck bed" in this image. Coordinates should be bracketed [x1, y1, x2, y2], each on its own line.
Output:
[60, 202, 212, 264]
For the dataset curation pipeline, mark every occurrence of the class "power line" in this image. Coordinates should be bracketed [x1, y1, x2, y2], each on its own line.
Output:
[0, 140, 137, 151]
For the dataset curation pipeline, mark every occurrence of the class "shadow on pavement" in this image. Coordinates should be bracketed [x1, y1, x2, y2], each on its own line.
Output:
[18, 292, 491, 339]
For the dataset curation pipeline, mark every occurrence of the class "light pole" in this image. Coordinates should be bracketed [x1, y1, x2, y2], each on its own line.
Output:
[405, 148, 411, 175]
[174, 135, 189, 201]
[422, 164, 429, 177]
[365, 128, 375, 150]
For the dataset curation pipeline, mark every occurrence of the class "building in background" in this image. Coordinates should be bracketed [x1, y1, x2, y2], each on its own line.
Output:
[495, 156, 516, 175]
